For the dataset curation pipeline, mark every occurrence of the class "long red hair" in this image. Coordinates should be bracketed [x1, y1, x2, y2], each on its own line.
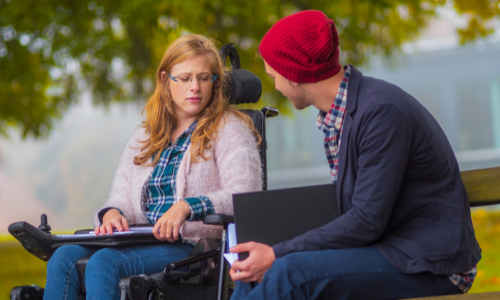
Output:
[134, 35, 260, 166]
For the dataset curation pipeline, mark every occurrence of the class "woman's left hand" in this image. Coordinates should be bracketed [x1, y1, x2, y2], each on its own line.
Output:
[153, 200, 191, 242]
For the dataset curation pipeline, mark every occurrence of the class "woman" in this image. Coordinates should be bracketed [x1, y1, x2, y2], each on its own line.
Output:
[43, 35, 262, 300]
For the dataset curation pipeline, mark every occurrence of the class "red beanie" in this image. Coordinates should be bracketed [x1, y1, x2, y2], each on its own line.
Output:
[259, 10, 341, 83]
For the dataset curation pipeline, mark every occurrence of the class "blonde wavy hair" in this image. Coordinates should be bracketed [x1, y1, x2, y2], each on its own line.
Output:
[134, 34, 260, 166]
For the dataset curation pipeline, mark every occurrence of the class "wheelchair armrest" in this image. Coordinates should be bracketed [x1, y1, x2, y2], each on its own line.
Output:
[164, 248, 220, 278]
[261, 106, 279, 118]
[202, 214, 234, 226]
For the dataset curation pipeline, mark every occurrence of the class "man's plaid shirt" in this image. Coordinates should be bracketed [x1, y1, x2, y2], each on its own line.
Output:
[142, 121, 215, 225]
[316, 65, 476, 293]
[316, 66, 351, 184]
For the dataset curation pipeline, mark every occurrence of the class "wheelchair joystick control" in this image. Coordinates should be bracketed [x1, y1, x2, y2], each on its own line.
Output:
[38, 214, 51, 233]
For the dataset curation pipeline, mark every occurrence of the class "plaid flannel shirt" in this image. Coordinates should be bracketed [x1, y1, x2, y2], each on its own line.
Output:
[142, 120, 215, 225]
[316, 65, 476, 293]
[316, 66, 350, 183]
[449, 265, 477, 293]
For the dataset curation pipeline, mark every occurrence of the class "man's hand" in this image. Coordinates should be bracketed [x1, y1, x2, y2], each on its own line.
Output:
[95, 209, 129, 235]
[229, 242, 276, 283]
[152, 200, 191, 243]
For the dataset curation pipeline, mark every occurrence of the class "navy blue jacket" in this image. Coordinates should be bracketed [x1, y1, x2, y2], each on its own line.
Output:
[273, 66, 481, 274]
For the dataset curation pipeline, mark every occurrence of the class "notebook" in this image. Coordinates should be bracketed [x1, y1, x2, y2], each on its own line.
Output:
[232, 184, 339, 261]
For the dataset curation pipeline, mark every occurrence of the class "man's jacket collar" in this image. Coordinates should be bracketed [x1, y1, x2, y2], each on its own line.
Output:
[344, 65, 363, 117]
[337, 65, 363, 210]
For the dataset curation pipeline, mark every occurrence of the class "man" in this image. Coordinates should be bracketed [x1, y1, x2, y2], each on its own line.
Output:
[229, 10, 481, 300]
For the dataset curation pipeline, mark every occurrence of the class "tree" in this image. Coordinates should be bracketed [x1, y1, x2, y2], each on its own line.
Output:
[1, 0, 499, 138]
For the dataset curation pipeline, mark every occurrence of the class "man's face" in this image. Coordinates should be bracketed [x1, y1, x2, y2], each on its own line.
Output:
[263, 60, 311, 110]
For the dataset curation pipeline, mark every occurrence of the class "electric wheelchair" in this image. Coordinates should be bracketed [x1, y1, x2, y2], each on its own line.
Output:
[9, 43, 278, 300]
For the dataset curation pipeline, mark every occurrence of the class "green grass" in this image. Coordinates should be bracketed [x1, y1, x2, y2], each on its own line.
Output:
[469, 209, 500, 293]
[0, 211, 499, 299]
[0, 243, 47, 300]
[0, 229, 77, 300]
[0, 235, 16, 243]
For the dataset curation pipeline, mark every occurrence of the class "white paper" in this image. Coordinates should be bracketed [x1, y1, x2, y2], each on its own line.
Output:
[55, 226, 156, 238]
[228, 223, 237, 248]
[223, 253, 239, 265]
[224, 223, 238, 265]
[55, 231, 136, 238]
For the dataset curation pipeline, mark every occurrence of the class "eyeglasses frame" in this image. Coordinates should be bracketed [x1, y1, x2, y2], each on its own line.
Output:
[168, 74, 217, 83]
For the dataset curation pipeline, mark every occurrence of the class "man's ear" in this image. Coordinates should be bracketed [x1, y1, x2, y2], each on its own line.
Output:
[161, 71, 166, 81]
[288, 80, 299, 88]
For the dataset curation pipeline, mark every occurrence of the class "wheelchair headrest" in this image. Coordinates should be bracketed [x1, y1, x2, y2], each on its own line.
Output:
[220, 43, 262, 105]
[227, 69, 262, 105]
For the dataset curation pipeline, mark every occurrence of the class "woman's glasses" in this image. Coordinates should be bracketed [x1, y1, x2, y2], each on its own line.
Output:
[168, 74, 217, 86]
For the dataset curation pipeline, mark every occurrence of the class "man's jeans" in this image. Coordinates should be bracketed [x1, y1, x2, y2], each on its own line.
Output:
[231, 246, 462, 300]
[44, 242, 193, 300]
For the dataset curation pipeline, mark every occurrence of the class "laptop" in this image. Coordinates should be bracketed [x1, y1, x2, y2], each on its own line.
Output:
[232, 184, 339, 260]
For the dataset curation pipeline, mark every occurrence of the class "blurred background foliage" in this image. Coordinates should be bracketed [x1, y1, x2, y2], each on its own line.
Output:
[0, 0, 499, 139]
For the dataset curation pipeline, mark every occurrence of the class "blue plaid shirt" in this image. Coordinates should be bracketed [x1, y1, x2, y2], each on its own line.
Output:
[317, 65, 475, 293]
[142, 121, 215, 224]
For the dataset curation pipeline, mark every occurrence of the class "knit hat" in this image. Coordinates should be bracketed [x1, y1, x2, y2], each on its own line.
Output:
[259, 10, 341, 83]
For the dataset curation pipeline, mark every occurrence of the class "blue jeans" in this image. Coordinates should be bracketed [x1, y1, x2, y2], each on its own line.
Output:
[44, 242, 194, 300]
[231, 247, 461, 300]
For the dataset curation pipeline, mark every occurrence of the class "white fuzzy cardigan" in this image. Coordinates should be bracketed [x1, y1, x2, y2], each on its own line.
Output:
[94, 112, 263, 244]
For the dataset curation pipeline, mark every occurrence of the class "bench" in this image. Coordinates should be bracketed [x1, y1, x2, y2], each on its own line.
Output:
[410, 291, 500, 300]
[415, 166, 500, 299]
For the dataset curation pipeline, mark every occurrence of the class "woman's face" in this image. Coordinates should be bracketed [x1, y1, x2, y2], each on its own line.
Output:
[168, 55, 214, 123]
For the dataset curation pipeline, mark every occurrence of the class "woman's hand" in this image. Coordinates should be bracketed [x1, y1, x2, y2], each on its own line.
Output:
[95, 209, 129, 235]
[153, 200, 191, 242]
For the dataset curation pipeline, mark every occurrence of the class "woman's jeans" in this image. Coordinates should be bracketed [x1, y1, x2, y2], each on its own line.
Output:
[231, 246, 462, 300]
[43, 242, 194, 300]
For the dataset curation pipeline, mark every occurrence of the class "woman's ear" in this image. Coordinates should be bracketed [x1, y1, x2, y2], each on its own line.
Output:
[161, 71, 166, 81]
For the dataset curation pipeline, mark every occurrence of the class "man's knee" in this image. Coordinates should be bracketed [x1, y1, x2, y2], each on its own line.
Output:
[270, 255, 294, 275]
[265, 253, 308, 283]
[270, 251, 331, 279]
